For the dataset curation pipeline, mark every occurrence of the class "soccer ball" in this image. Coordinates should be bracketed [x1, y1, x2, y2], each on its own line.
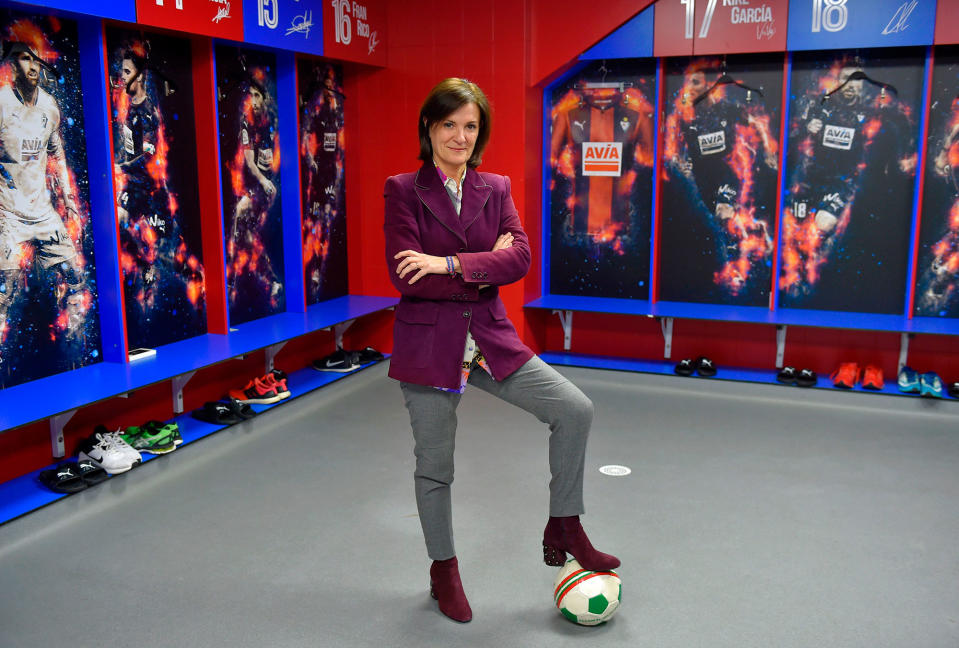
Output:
[553, 558, 621, 626]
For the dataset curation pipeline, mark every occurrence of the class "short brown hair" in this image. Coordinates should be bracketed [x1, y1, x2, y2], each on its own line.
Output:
[418, 78, 491, 168]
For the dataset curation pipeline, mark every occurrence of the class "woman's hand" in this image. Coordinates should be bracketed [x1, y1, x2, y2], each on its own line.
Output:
[395, 250, 448, 284]
[492, 232, 513, 251]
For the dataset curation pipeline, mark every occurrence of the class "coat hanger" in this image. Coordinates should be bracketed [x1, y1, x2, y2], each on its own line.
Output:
[693, 58, 763, 105]
[576, 61, 632, 92]
[820, 55, 897, 104]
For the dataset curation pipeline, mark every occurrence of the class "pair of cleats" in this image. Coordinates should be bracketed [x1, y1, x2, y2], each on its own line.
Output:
[77, 425, 142, 475]
[312, 346, 384, 373]
[38, 459, 108, 493]
[776, 366, 818, 387]
[897, 367, 947, 398]
[674, 356, 717, 377]
[121, 420, 182, 455]
[228, 369, 291, 405]
[192, 398, 257, 425]
[831, 363, 884, 390]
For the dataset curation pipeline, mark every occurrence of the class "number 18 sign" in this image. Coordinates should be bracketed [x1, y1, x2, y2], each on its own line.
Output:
[787, 0, 937, 50]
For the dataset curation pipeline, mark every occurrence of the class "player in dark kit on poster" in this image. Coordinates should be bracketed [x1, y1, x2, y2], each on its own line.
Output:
[914, 51, 959, 318]
[663, 59, 779, 302]
[548, 60, 656, 299]
[780, 55, 918, 310]
[0, 15, 101, 388]
[299, 63, 346, 304]
[110, 39, 206, 350]
[219, 55, 284, 325]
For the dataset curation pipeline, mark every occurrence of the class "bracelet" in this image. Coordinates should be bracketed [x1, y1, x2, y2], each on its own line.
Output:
[446, 256, 456, 276]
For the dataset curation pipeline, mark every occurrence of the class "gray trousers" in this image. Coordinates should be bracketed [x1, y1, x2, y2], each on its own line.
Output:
[400, 355, 593, 560]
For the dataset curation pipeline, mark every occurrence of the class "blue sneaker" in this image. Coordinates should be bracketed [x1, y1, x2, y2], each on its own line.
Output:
[897, 366, 920, 393]
[920, 372, 945, 398]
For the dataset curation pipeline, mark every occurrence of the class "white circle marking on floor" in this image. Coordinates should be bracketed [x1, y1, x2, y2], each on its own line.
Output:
[598, 465, 631, 477]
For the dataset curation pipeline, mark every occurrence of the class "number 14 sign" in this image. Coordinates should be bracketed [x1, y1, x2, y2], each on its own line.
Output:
[135, 0, 244, 40]
[654, 0, 789, 56]
[787, 0, 937, 50]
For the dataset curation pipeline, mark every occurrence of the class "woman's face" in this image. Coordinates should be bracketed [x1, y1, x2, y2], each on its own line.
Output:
[428, 102, 480, 175]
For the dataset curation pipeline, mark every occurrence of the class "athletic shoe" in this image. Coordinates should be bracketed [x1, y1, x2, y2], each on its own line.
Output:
[776, 366, 797, 384]
[949, 382, 959, 398]
[312, 348, 357, 372]
[261, 372, 291, 399]
[78, 430, 136, 474]
[897, 366, 920, 393]
[920, 372, 945, 398]
[861, 365, 884, 390]
[122, 421, 177, 455]
[229, 377, 283, 404]
[831, 362, 859, 389]
[93, 425, 142, 466]
[795, 368, 818, 388]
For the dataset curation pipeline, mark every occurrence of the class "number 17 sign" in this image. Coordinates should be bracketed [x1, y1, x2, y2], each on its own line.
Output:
[654, 0, 788, 57]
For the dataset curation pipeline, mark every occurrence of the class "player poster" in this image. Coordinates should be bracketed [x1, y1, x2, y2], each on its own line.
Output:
[913, 46, 959, 318]
[659, 54, 783, 306]
[298, 60, 347, 305]
[547, 59, 656, 300]
[778, 49, 924, 314]
[106, 27, 207, 350]
[0, 11, 101, 389]
[216, 45, 285, 325]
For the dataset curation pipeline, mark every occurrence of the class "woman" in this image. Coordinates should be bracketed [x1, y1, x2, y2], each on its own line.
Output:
[384, 78, 619, 624]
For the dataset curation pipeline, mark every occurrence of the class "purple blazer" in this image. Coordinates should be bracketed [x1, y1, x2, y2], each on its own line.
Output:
[384, 162, 534, 389]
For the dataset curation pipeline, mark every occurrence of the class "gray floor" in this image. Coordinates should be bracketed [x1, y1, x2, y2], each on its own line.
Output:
[2, 363, 958, 648]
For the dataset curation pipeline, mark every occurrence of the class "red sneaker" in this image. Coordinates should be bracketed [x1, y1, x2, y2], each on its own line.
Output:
[861, 365, 884, 390]
[229, 377, 282, 404]
[830, 362, 859, 389]
[261, 372, 291, 400]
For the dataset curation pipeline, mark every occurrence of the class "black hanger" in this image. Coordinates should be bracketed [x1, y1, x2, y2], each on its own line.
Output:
[821, 70, 896, 103]
[693, 62, 763, 105]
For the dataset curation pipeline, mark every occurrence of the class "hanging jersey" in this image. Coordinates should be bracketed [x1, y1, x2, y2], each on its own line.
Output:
[240, 116, 276, 182]
[680, 100, 750, 210]
[118, 98, 159, 193]
[553, 91, 653, 237]
[0, 85, 61, 222]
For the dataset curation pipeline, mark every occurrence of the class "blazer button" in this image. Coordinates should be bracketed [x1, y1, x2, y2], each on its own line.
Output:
[462, 310, 470, 318]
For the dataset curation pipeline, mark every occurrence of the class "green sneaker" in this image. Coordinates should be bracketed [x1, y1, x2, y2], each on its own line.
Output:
[122, 421, 176, 455]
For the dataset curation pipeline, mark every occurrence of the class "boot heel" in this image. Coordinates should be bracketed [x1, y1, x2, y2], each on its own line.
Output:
[543, 543, 566, 566]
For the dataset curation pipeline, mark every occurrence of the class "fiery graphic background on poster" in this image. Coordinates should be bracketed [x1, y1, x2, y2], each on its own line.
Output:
[298, 60, 347, 305]
[659, 54, 783, 306]
[778, 48, 924, 314]
[107, 27, 207, 350]
[913, 46, 959, 318]
[216, 45, 285, 325]
[0, 10, 101, 389]
[547, 58, 656, 300]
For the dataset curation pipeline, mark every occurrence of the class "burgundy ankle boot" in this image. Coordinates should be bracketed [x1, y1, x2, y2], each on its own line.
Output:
[542, 516, 620, 571]
[429, 557, 472, 622]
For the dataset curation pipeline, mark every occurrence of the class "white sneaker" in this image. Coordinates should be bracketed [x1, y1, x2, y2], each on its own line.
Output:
[99, 427, 142, 465]
[78, 429, 135, 474]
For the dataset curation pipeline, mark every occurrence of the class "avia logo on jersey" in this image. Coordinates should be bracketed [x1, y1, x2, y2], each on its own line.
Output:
[20, 137, 42, 162]
[582, 141, 622, 177]
[323, 132, 337, 152]
[823, 125, 855, 150]
[698, 131, 726, 155]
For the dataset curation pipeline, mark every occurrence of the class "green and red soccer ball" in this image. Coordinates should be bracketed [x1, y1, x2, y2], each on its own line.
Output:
[553, 558, 622, 626]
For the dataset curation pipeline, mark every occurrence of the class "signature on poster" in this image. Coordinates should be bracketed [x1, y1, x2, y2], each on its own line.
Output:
[368, 30, 379, 55]
[757, 20, 776, 40]
[211, 0, 231, 23]
[882, 0, 917, 35]
[286, 11, 313, 38]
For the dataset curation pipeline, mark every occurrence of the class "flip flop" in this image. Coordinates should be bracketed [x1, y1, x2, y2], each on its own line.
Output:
[192, 401, 243, 425]
[695, 357, 717, 377]
[77, 458, 109, 485]
[674, 359, 695, 376]
[795, 368, 818, 388]
[355, 347, 385, 364]
[776, 366, 798, 385]
[38, 462, 88, 493]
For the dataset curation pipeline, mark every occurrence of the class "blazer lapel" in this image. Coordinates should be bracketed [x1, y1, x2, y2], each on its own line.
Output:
[460, 168, 493, 232]
[413, 163, 467, 247]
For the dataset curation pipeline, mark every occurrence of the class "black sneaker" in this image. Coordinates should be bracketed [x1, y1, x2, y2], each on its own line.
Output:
[313, 348, 356, 372]
[354, 347, 385, 364]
